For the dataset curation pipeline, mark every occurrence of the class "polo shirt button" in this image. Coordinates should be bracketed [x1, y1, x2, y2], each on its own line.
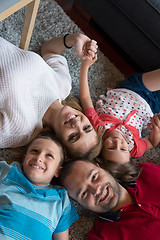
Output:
[138, 203, 141, 207]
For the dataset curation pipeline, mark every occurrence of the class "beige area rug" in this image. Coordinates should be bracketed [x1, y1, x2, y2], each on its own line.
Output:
[0, 0, 160, 239]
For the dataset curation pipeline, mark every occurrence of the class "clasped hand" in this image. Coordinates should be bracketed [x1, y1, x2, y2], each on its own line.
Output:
[75, 34, 98, 61]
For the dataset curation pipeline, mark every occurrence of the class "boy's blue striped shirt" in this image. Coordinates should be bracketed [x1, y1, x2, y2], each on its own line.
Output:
[0, 161, 79, 239]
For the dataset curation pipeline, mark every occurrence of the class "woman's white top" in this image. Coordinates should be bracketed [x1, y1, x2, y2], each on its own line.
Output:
[0, 37, 72, 148]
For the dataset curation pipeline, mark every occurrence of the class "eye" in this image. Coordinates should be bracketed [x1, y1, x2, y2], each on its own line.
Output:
[68, 133, 79, 142]
[83, 125, 91, 131]
[81, 191, 87, 199]
[47, 153, 54, 158]
[121, 148, 127, 151]
[92, 173, 97, 181]
[30, 149, 38, 153]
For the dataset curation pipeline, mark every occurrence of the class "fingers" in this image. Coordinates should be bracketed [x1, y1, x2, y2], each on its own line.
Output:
[83, 39, 98, 58]
[75, 34, 98, 58]
[150, 113, 160, 128]
[86, 40, 98, 53]
[74, 34, 91, 57]
[97, 125, 105, 138]
[153, 113, 160, 125]
[147, 122, 153, 130]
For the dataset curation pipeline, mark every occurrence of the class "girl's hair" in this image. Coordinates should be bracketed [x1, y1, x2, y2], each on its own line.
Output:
[66, 132, 102, 160]
[97, 158, 141, 183]
[59, 158, 141, 186]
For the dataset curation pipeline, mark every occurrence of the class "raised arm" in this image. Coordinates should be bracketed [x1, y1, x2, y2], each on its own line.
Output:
[79, 40, 98, 111]
[41, 33, 92, 57]
[144, 113, 160, 149]
[142, 69, 160, 91]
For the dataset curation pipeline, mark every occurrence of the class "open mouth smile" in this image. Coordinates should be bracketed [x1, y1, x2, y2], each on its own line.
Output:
[29, 164, 45, 171]
[98, 186, 109, 203]
[64, 114, 77, 124]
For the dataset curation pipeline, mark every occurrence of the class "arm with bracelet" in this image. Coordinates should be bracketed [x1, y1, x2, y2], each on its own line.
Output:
[41, 33, 93, 57]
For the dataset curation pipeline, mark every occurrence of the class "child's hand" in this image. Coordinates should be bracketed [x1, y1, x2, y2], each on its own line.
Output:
[97, 125, 106, 138]
[147, 113, 160, 147]
[81, 40, 98, 68]
[147, 113, 160, 130]
[83, 39, 98, 59]
[81, 53, 97, 68]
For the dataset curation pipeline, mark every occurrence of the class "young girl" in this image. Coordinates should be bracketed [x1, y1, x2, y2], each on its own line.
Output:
[0, 131, 79, 240]
[79, 44, 160, 164]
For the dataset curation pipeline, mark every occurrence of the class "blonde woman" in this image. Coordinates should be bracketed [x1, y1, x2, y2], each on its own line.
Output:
[0, 34, 101, 158]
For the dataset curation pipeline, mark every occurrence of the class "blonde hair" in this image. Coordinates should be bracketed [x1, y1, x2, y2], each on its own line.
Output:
[12, 128, 66, 164]
[65, 133, 102, 161]
[62, 95, 102, 159]
[62, 95, 83, 112]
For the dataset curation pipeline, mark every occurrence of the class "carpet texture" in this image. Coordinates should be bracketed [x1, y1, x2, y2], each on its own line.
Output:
[0, 0, 159, 239]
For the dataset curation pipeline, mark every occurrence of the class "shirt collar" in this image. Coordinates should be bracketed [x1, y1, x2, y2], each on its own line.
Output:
[99, 180, 136, 222]
[7, 164, 62, 200]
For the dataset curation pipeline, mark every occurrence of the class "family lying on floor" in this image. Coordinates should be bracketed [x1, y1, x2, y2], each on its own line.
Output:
[1, 33, 160, 240]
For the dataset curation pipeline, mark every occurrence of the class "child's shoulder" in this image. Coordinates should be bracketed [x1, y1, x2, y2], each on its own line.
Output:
[0, 160, 20, 170]
[0, 161, 21, 182]
[54, 185, 71, 202]
[54, 185, 68, 196]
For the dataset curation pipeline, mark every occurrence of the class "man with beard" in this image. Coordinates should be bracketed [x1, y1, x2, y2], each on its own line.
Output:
[60, 159, 160, 240]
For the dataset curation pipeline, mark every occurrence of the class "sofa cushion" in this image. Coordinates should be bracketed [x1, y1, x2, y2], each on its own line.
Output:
[111, 0, 160, 48]
[147, 0, 160, 13]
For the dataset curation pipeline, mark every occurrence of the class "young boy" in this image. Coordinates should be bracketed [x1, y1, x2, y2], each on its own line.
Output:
[0, 131, 79, 240]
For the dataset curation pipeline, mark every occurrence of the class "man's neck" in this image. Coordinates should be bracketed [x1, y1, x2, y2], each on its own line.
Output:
[112, 184, 134, 212]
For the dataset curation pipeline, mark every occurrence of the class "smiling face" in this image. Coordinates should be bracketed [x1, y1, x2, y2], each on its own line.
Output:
[53, 106, 98, 156]
[102, 130, 130, 164]
[22, 138, 63, 186]
[63, 160, 121, 213]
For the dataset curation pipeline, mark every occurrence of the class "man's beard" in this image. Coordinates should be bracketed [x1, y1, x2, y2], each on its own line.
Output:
[100, 181, 120, 213]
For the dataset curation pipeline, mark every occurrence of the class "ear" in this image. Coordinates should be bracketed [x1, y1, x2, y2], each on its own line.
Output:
[55, 166, 63, 177]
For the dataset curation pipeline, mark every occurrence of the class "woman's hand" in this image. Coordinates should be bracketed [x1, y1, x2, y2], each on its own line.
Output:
[74, 34, 98, 58]
[41, 33, 97, 57]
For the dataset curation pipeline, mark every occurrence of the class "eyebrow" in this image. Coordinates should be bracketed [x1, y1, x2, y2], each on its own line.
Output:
[107, 149, 128, 152]
[29, 145, 55, 154]
[75, 169, 94, 198]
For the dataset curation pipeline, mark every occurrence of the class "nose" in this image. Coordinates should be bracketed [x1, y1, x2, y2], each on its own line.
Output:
[112, 138, 122, 149]
[88, 184, 101, 196]
[70, 117, 81, 128]
[34, 153, 43, 162]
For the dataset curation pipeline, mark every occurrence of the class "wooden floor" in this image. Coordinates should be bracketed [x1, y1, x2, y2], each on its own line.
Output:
[54, 0, 140, 76]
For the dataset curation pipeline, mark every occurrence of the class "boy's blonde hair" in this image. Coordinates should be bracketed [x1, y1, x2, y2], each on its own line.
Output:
[27, 129, 65, 165]
[13, 128, 66, 164]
